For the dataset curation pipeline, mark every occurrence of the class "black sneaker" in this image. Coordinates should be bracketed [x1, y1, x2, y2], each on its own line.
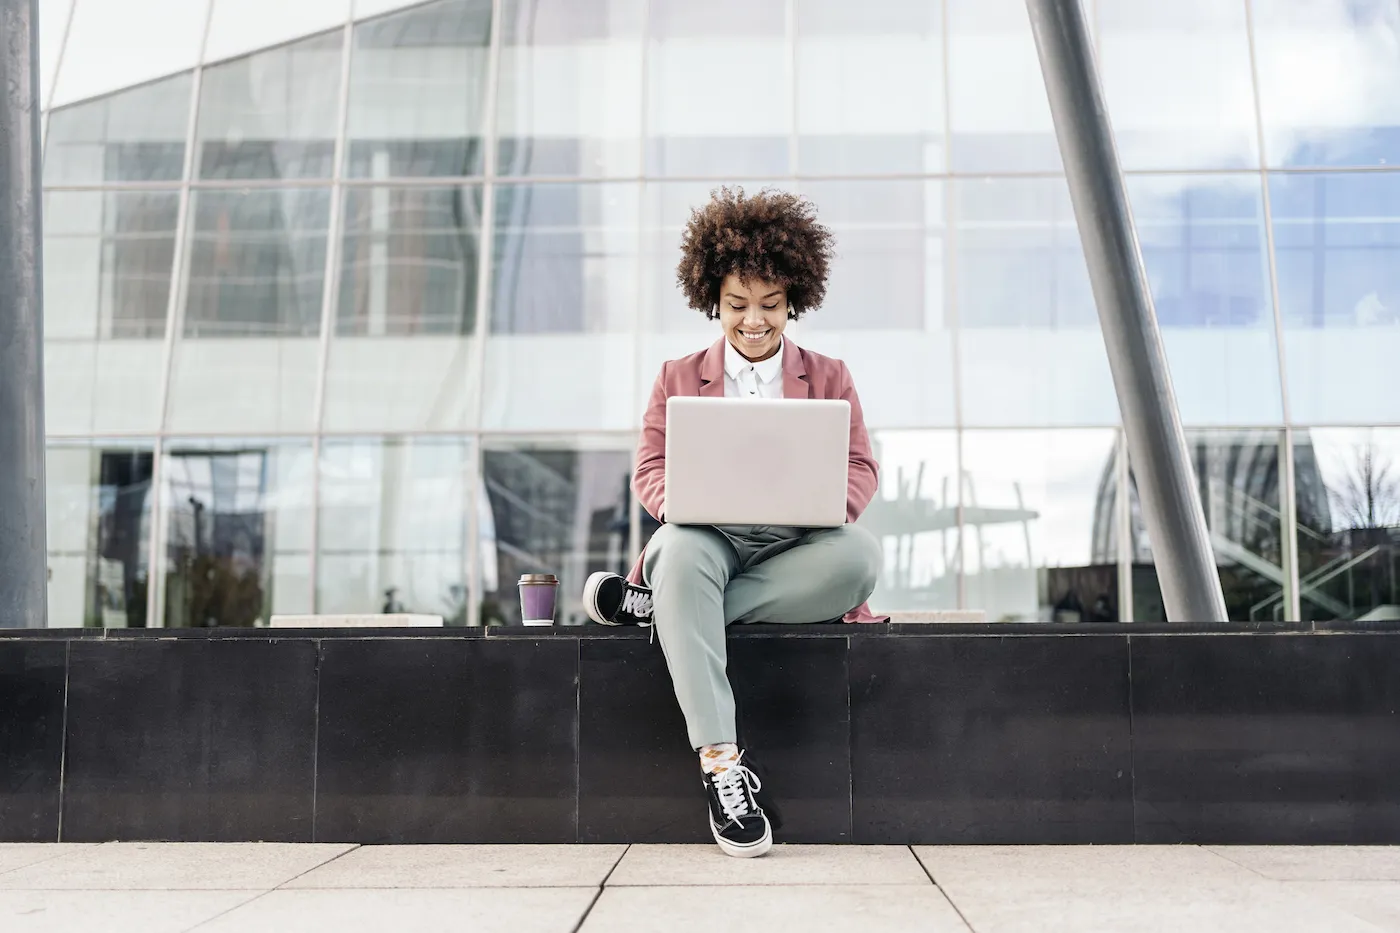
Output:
[703, 753, 773, 858]
[582, 572, 653, 626]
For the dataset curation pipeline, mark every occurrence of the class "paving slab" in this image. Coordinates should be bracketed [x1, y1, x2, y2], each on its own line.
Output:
[1210, 846, 1400, 881]
[199, 888, 599, 933]
[581, 885, 971, 932]
[914, 846, 1381, 933]
[0, 842, 356, 891]
[608, 844, 931, 886]
[288, 844, 626, 889]
[0, 889, 258, 933]
[915, 845, 1254, 892]
[0, 845, 97, 876]
[1291, 881, 1400, 930]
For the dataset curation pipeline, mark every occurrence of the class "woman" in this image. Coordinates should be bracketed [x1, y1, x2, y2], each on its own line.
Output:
[582, 187, 884, 858]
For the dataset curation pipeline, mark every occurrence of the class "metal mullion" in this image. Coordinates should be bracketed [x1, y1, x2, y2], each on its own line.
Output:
[38, 0, 78, 160]
[1116, 427, 1133, 622]
[941, 0, 966, 611]
[785, 0, 798, 175]
[464, 0, 505, 627]
[341, 174, 487, 187]
[145, 2, 213, 629]
[44, 166, 1400, 191]
[43, 0, 77, 112]
[183, 178, 345, 191]
[307, 18, 358, 613]
[629, 0, 651, 568]
[1243, 0, 1300, 621]
[45, 164, 1400, 189]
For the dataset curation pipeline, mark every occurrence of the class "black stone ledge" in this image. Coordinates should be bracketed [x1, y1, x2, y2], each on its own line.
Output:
[4, 620, 1400, 640]
[0, 627, 105, 639]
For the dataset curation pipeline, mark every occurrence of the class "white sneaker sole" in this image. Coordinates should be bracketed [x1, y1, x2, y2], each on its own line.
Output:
[582, 571, 621, 625]
[711, 819, 773, 859]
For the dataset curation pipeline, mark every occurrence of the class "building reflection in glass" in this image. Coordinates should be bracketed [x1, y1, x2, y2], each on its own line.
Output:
[46, 443, 154, 628]
[161, 441, 313, 627]
[1294, 428, 1400, 621]
[479, 447, 631, 625]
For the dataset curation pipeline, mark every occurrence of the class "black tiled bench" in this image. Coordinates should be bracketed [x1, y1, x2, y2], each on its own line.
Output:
[2, 621, 1398, 844]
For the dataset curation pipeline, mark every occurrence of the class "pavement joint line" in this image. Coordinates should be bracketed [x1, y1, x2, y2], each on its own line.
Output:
[182, 844, 363, 932]
[573, 843, 631, 932]
[1199, 845, 1274, 879]
[271, 844, 364, 890]
[0, 848, 81, 879]
[181, 889, 277, 933]
[910, 845, 977, 932]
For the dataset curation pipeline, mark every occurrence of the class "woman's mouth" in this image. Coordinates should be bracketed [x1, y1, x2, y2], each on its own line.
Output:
[739, 329, 771, 343]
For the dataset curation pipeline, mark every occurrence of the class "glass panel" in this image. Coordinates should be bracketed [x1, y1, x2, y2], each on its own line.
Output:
[1127, 174, 1283, 426]
[317, 437, 473, 623]
[955, 176, 1113, 427]
[961, 429, 1120, 623]
[44, 73, 191, 184]
[167, 188, 330, 433]
[496, 0, 645, 177]
[1129, 430, 1285, 622]
[181, 187, 331, 338]
[1252, 0, 1400, 167]
[859, 430, 960, 614]
[44, 190, 177, 341]
[795, 0, 944, 175]
[42, 189, 177, 434]
[1294, 427, 1400, 621]
[46, 442, 154, 628]
[947, 0, 1060, 173]
[205, 0, 352, 63]
[161, 439, 314, 627]
[646, 0, 790, 177]
[479, 444, 633, 625]
[1096, 0, 1258, 171]
[1269, 171, 1400, 424]
[51, 0, 206, 107]
[484, 183, 639, 431]
[345, 0, 493, 178]
[323, 185, 481, 432]
[794, 179, 954, 430]
[195, 30, 344, 181]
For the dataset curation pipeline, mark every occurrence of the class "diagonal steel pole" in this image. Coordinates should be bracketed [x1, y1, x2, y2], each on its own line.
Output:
[0, 0, 47, 628]
[1024, 0, 1228, 622]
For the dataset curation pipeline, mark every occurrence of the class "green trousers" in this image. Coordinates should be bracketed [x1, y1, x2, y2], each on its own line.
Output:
[642, 523, 881, 748]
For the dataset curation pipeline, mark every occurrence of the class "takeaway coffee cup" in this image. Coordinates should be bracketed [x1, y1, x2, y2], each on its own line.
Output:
[518, 573, 560, 626]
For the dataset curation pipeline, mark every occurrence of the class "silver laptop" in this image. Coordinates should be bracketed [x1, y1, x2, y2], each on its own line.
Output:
[664, 397, 850, 527]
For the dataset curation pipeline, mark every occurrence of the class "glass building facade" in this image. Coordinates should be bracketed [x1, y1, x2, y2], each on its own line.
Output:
[34, 0, 1400, 628]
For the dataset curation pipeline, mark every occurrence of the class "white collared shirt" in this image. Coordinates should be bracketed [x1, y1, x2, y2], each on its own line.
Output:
[723, 338, 785, 399]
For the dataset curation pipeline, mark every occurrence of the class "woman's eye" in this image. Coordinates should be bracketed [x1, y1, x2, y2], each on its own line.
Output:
[762, 304, 779, 311]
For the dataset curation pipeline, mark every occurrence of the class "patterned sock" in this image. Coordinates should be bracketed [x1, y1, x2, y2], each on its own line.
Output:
[699, 742, 741, 776]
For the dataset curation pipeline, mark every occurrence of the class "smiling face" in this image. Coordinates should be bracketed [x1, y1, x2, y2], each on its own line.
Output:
[718, 273, 788, 362]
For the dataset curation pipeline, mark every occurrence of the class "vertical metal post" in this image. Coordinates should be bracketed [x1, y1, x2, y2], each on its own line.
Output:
[0, 0, 47, 628]
[1025, 0, 1228, 622]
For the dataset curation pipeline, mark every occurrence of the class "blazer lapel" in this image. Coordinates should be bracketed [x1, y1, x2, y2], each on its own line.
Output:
[698, 338, 726, 397]
[781, 338, 810, 399]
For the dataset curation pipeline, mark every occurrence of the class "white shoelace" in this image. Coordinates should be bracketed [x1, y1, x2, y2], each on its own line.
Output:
[713, 757, 762, 824]
[622, 588, 653, 619]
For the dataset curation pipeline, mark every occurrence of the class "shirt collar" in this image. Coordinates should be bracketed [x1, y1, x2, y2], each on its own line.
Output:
[724, 337, 784, 385]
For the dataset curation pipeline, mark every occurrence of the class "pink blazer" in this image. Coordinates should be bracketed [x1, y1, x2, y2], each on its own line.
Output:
[627, 338, 885, 623]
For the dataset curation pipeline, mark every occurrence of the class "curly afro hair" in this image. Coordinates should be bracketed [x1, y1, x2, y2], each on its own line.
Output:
[676, 186, 835, 320]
